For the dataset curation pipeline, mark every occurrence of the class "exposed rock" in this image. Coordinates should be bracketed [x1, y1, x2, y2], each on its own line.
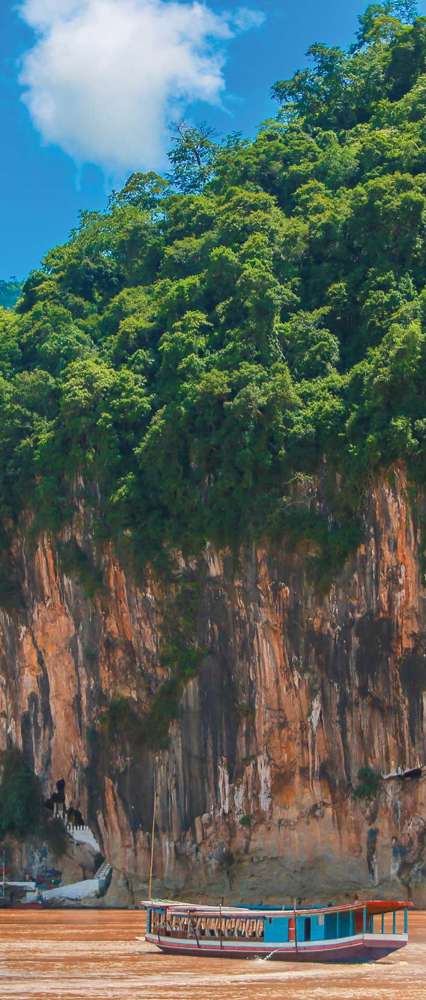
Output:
[0, 466, 424, 903]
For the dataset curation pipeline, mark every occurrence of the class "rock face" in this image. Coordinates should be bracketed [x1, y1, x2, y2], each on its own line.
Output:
[0, 466, 425, 904]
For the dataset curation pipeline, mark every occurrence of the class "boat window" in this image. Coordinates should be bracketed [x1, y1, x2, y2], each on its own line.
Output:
[152, 911, 266, 941]
[304, 917, 311, 941]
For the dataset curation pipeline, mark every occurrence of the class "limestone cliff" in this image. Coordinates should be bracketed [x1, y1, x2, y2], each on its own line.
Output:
[0, 465, 424, 904]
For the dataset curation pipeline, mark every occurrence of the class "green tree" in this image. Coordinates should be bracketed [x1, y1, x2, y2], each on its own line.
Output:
[0, 749, 43, 838]
[0, 278, 22, 309]
[167, 121, 218, 193]
[108, 171, 169, 211]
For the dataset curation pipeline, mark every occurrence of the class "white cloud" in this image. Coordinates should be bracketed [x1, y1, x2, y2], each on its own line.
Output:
[18, 0, 264, 173]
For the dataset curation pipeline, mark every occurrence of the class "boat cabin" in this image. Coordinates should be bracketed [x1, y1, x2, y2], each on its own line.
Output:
[143, 898, 411, 962]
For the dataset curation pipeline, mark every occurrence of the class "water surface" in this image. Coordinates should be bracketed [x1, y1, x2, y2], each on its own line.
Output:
[0, 909, 424, 999]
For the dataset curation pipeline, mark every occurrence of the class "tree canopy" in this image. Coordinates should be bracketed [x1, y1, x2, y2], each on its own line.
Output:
[0, 5, 425, 579]
[0, 278, 22, 310]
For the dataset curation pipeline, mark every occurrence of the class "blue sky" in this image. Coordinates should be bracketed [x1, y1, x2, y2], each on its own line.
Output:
[1, 1, 425, 280]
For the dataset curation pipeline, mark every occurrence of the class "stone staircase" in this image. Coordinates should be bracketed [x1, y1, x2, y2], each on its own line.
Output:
[66, 824, 100, 853]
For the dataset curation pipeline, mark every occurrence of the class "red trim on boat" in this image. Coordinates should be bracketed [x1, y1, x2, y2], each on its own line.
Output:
[145, 932, 406, 962]
[143, 899, 412, 918]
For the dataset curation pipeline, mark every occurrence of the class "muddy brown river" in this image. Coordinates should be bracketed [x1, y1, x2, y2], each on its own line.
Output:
[0, 909, 424, 999]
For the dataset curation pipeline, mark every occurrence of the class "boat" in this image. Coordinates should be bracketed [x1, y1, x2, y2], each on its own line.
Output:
[143, 898, 412, 962]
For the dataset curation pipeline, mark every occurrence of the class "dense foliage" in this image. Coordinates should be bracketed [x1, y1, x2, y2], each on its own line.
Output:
[0, 749, 42, 838]
[352, 765, 382, 799]
[0, 749, 66, 853]
[0, 4, 425, 578]
[0, 278, 22, 310]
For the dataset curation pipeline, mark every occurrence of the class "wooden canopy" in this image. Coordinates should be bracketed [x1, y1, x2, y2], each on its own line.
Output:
[143, 898, 413, 918]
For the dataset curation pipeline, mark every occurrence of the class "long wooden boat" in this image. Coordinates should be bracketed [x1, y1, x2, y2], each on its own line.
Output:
[143, 898, 412, 962]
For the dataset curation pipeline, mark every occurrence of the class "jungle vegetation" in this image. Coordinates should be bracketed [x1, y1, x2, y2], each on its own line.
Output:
[0, 749, 67, 853]
[0, 3, 425, 580]
[0, 279, 22, 310]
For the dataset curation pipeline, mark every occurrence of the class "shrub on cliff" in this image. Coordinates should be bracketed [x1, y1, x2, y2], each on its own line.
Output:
[57, 539, 104, 600]
[352, 766, 382, 800]
[0, 749, 67, 854]
[0, 749, 43, 839]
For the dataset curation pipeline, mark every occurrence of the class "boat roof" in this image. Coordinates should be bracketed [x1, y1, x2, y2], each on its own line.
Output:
[142, 899, 412, 917]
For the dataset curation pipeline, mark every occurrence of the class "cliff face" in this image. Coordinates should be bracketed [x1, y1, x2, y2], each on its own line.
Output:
[0, 465, 425, 904]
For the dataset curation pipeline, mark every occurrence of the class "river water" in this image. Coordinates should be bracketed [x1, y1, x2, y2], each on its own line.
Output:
[0, 909, 424, 999]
